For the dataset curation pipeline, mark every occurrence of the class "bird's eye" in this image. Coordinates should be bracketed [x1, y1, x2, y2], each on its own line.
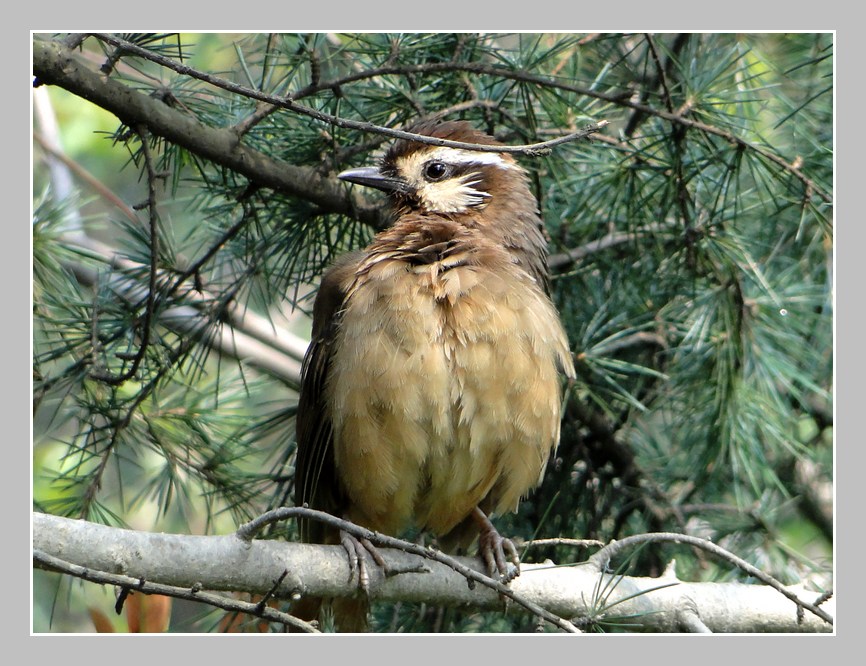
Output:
[424, 161, 449, 181]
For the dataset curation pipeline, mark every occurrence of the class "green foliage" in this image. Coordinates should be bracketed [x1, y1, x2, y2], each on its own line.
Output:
[33, 32, 832, 633]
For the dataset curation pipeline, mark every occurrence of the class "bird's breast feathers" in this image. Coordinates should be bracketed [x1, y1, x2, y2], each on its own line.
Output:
[325, 225, 572, 536]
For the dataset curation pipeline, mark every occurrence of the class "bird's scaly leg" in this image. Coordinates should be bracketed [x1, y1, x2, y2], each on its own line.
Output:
[471, 507, 521, 582]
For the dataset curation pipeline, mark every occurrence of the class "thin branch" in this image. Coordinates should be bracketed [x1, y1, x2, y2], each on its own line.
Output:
[66, 233, 307, 384]
[78, 426, 121, 520]
[254, 569, 290, 616]
[33, 549, 319, 633]
[584, 331, 669, 358]
[33, 131, 140, 225]
[677, 609, 713, 633]
[35, 132, 308, 375]
[88, 33, 607, 157]
[549, 231, 643, 271]
[332, 99, 520, 165]
[74, 126, 165, 518]
[72, 312, 244, 519]
[587, 532, 833, 626]
[624, 33, 689, 137]
[89, 126, 159, 385]
[523, 537, 605, 550]
[232, 34, 293, 138]
[234, 101, 281, 139]
[82, 33, 830, 203]
[645, 34, 675, 114]
[639, 36, 696, 256]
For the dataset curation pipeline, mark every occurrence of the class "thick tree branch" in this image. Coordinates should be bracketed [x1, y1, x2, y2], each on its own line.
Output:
[237, 507, 578, 633]
[33, 512, 833, 633]
[32, 38, 381, 228]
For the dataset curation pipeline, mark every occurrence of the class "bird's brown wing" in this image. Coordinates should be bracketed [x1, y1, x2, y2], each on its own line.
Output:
[294, 252, 361, 544]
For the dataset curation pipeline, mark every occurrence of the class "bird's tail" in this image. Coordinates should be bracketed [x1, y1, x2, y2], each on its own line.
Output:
[291, 595, 370, 633]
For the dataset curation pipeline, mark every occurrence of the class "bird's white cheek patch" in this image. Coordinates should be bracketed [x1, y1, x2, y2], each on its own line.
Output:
[394, 146, 515, 213]
[420, 178, 490, 213]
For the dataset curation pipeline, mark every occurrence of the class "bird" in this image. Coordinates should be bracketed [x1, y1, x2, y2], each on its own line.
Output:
[293, 120, 575, 631]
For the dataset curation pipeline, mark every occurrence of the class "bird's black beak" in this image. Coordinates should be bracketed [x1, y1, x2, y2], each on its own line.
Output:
[337, 166, 409, 195]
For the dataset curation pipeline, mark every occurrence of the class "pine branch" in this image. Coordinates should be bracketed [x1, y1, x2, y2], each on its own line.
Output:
[32, 38, 383, 228]
[78, 33, 830, 205]
[88, 126, 159, 386]
[65, 234, 306, 386]
[87, 33, 608, 157]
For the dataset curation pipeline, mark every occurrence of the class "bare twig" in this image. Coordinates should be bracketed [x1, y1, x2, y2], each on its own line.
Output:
[549, 231, 643, 271]
[587, 532, 833, 626]
[34, 131, 140, 225]
[254, 569, 290, 615]
[678, 609, 713, 633]
[332, 99, 514, 166]
[645, 34, 675, 114]
[33, 549, 319, 632]
[523, 537, 605, 550]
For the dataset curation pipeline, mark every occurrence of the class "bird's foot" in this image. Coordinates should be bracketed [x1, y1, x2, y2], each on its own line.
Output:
[472, 507, 521, 583]
[340, 529, 431, 594]
[340, 530, 388, 592]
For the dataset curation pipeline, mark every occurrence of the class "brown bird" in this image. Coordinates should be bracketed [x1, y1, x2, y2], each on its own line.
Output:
[293, 120, 574, 630]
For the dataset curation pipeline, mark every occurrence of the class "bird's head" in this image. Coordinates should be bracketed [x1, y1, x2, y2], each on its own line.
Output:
[338, 121, 531, 217]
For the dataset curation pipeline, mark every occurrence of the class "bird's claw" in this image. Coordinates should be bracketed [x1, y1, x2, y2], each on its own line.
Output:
[479, 529, 521, 583]
[340, 530, 388, 592]
[473, 507, 521, 582]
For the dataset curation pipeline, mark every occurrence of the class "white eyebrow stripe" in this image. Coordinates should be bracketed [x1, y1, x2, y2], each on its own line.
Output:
[425, 146, 513, 169]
